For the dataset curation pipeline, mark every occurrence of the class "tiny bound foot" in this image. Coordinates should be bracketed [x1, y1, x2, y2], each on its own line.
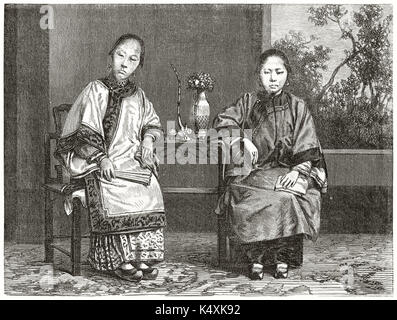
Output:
[248, 263, 264, 280]
[133, 262, 158, 280]
[114, 266, 143, 282]
[120, 263, 134, 271]
[274, 263, 288, 279]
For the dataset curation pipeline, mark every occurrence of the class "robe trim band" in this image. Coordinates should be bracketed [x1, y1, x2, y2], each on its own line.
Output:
[85, 174, 166, 234]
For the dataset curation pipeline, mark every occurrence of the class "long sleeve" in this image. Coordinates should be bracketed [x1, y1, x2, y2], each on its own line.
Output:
[212, 92, 261, 152]
[212, 93, 252, 135]
[290, 98, 325, 169]
[54, 81, 109, 177]
[75, 142, 107, 164]
[212, 93, 259, 176]
[289, 97, 328, 192]
[292, 161, 312, 177]
[140, 91, 163, 142]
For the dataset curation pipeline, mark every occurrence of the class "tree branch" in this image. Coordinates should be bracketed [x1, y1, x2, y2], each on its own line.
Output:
[361, 84, 366, 97]
[369, 82, 375, 103]
[316, 14, 361, 102]
[345, 30, 361, 53]
[380, 93, 389, 107]
[316, 51, 360, 101]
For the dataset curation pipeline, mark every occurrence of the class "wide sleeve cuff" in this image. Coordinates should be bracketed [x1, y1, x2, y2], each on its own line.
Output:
[291, 147, 323, 166]
[86, 150, 107, 165]
[142, 126, 163, 142]
[54, 124, 106, 166]
[292, 161, 312, 177]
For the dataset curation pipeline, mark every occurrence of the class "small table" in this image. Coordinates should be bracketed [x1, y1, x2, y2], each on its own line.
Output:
[156, 137, 228, 266]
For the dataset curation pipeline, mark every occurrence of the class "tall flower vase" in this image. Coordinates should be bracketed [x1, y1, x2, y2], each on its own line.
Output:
[193, 90, 210, 139]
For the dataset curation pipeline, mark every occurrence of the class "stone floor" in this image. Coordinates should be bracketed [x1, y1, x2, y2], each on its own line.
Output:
[4, 233, 393, 297]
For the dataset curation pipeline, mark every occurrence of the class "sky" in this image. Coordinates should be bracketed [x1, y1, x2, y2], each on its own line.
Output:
[271, 4, 393, 85]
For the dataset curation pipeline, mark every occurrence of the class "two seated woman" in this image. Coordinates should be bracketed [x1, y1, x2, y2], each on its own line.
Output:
[55, 34, 327, 282]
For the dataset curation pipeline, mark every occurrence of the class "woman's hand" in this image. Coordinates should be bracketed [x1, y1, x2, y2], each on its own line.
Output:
[141, 136, 154, 160]
[100, 157, 115, 181]
[280, 170, 299, 188]
[243, 138, 259, 164]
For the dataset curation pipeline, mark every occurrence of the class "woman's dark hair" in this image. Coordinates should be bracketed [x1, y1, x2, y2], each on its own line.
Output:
[256, 48, 292, 75]
[109, 33, 145, 68]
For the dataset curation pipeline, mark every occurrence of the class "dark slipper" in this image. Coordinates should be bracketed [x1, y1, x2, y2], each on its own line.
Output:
[141, 267, 159, 280]
[248, 263, 264, 280]
[274, 263, 288, 279]
[114, 268, 143, 282]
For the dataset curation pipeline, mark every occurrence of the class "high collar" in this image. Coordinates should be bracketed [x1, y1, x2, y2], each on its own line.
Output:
[100, 73, 137, 98]
[104, 73, 131, 89]
[257, 90, 289, 106]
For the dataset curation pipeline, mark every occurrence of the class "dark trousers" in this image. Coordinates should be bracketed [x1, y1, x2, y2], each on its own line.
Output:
[239, 234, 304, 268]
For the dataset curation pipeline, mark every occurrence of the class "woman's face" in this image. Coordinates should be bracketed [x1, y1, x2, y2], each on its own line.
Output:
[259, 56, 288, 95]
[111, 39, 141, 81]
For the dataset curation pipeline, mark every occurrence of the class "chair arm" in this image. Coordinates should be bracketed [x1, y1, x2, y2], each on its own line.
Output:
[42, 179, 85, 195]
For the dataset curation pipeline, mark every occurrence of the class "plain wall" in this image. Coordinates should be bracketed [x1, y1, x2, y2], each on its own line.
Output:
[4, 5, 50, 243]
[49, 4, 265, 130]
[4, 6, 18, 241]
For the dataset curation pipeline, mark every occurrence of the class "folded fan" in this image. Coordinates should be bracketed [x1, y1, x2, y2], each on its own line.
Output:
[114, 169, 152, 186]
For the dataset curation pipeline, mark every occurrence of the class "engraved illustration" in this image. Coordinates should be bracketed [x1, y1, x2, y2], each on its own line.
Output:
[3, 3, 393, 297]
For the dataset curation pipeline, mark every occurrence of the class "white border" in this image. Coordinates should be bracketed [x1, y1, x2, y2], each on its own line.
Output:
[1, 0, 395, 301]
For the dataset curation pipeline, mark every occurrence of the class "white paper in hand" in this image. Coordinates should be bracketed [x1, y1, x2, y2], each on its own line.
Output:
[274, 175, 308, 196]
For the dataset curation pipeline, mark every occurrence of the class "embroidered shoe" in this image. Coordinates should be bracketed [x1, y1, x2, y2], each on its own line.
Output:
[248, 263, 264, 280]
[274, 263, 288, 279]
[141, 267, 159, 280]
[114, 267, 143, 282]
[133, 262, 159, 280]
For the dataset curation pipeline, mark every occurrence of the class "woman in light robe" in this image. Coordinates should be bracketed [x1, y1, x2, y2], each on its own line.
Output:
[55, 34, 165, 282]
[213, 49, 328, 279]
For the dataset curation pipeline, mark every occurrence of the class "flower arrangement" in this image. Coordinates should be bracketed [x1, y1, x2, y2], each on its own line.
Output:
[187, 72, 215, 92]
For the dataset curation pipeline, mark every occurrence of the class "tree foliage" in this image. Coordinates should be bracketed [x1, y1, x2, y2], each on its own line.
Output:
[273, 31, 331, 105]
[273, 4, 392, 149]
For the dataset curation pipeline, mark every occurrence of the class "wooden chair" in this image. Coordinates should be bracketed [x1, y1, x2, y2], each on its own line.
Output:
[43, 119, 232, 272]
[42, 104, 87, 276]
[216, 141, 254, 270]
[217, 207, 229, 267]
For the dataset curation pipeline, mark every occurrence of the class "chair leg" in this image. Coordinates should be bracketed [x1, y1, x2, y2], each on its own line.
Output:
[44, 190, 54, 263]
[217, 213, 227, 268]
[71, 199, 82, 276]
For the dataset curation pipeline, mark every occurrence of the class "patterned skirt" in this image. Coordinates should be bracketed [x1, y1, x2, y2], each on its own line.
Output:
[87, 228, 165, 271]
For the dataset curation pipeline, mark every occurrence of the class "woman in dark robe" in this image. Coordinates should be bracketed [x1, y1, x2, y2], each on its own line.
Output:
[213, 49, 327, 279]
[55, 34, 165, 282]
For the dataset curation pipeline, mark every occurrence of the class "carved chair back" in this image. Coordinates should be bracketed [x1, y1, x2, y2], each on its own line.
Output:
[44, 104, 72, 184]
